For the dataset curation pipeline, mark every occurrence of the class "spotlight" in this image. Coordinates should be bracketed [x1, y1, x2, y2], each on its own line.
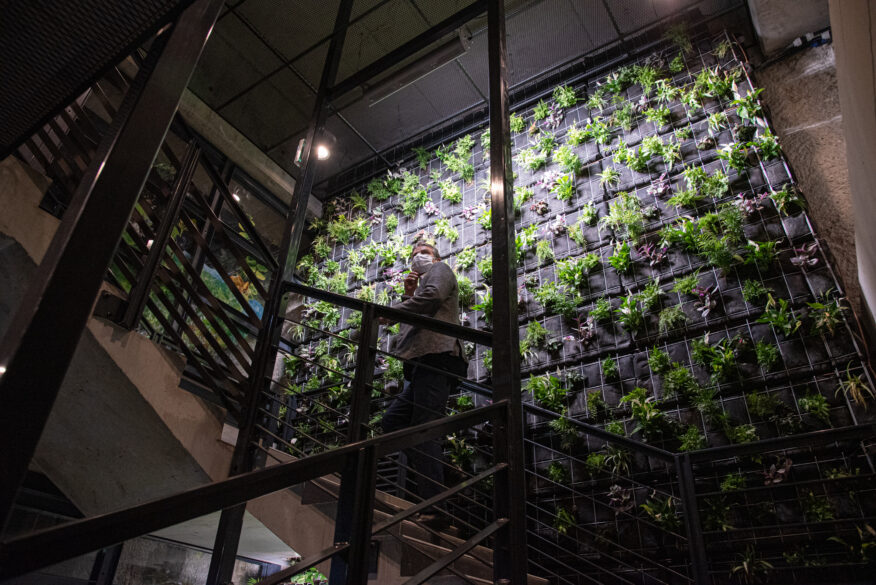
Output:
[316, 145, 331, 160]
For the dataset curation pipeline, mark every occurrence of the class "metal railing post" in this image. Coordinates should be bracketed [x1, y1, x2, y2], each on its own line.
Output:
[208, 0, 354, 581]
[331, 303, 379, 584]
[345, 445, 378, 585]
[120, 141, 201, 328]
[0, 0, 225, 532]
[487, 0, 527, 581]
[676, 453, 709, 585]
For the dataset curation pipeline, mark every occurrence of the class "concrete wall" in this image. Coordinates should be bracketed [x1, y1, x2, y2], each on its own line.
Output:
[829, 0, 876, 327]
[748, 0, 830, 56]
[0, 156, 337, 570]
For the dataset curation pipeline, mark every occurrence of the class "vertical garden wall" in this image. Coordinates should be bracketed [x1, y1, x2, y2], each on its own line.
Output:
[282, 27, 875, 584]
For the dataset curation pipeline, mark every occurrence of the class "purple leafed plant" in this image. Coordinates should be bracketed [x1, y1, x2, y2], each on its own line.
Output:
[544, 214, 567, 236]
[647, 173, 671, 198]
[530, 199, 551, 216]
[637, 242, 669, 267]
[573, 314, 597, 345]
[790, 242, 819, 269]
[461, 205, 481, 221]
[692, 284, 719, 318]
[735, 192, 768, 216]
[544, 103, 565, 129]
[536, 171, 562, 191]
[423, 200, 440, 216]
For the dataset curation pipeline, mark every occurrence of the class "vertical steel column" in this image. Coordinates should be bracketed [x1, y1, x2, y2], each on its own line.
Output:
[676, 454, 709, 585]
[345, 445, 378, 585]
[87, 544, 123, 585]
[121, 141, 201, 329]
[206, 1, 353, 583]
[330, 303, 379, 584]
[0, 0, 225, 532]
[486, 0, 527, 582]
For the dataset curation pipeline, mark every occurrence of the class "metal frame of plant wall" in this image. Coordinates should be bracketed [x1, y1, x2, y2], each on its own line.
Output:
[286, 24, 875, 585]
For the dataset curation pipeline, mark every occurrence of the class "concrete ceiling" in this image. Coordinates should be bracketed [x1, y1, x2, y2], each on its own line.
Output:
[188, 0, 735, 194]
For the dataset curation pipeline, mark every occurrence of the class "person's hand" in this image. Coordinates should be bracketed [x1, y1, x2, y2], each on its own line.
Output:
[403, 271, 420, 296]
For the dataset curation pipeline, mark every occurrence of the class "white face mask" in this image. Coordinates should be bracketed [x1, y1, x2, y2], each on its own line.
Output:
[411, 252, 435, 274]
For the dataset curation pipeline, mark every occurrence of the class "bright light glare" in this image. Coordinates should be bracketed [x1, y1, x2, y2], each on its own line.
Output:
[232, 193, 241, 202]
[316, 145, 331, 160]
[0, 366, 6, 375]
[146, 239, 154, 250]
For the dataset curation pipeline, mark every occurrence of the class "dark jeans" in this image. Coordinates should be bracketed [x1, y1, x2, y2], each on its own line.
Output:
[381, 353, 465, 501]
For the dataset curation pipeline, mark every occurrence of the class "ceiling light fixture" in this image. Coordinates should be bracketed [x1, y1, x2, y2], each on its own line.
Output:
[295, 130, 337, 166]
[316, 145, 331, 160]
[364, 27, 472, 107]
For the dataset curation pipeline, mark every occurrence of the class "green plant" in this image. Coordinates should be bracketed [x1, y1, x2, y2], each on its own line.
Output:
[556, 255, 598, 289]
[456, 246, 477, 271]
[720, 472, 746, 492]
[547, 461, 570, 484]
[769, 184, 805, 216]
[586, 117, 612, 145]
[481, 349, 492, 373]
[517, 146, 548, 171]
[731, 88, 764, 122]
[533, 100, 550, 121]
[536, 239, 554, 265]
[608, 240, 633, 273]
[412, 146, 431, 170]
[598, 167, 621, 188]
[648, 347, 672, 374]
[754, 340, 780, 372]
[566, 123, 587, 146]
[803, 490, 835, 522]
[399, 172, 429, 218]
[615, 291, 644, 332]
[730, 545, 773, 584]
[643, 105, 671, 127]
[510, 112, 525, 133]
[524, 320, 549, 349]
[757, 294, 801, 337]
[553, 144, 582, 176]
[473, 290, 493, 322]
[554, 506, 576, 535]
[667, 188, 704, 209]
[437, 179, 462, 203]
[725, 422, 758, 444]
[717, 141, 751, 173]
[434, 217, 459, 243]
[658, 305, 687, 334]
[601, 191, 646, 241]
[746, 391, 781, 419]
[457, 275, 475, 308]
[585, 87, 606, 110]
[638, 278, 664, 311]
[836, 365, 875, 410]
[672, 272, 701, 295]
[665, 23, 692, 54]
[477, 256, 492, 282]
[533, 281, 581, 319]
[528, 373, 567, 411]
[807, 291, 846, 336]
[437, 134, 476, 182]
[590, 297, 612, 321]
[640, 492, 681, 532]
[741, 279, 771, 304]
[553, 84, 577, 108]
[663, 364, 701, 399]
[602, 357, 618, 381]
[743, 240, 779, 270]
[549, 412, 579, 451]
[669, 53, 685, 74]
[551, 173, 577, 202]
[679, 425, 707, 451]
[799, 391, 831, 424]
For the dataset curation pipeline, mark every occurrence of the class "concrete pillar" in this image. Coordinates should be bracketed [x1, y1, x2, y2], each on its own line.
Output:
[829, 0, 876, 326]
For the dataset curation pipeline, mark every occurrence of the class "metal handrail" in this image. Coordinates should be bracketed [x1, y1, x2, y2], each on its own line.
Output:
[0, 400, 508, 581]
[284, 280, 493, 347]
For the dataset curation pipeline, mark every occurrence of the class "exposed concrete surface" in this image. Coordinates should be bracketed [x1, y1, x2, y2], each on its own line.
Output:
[757, 44, 864, 318]
[748, 0, 830, 56]
[829, 0, 876, 330]
[0, 156, 335, 566]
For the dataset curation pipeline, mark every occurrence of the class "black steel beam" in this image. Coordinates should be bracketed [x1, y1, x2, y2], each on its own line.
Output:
[0, 0, 225, 533]
[0, 401, 504, 581]
[327, 0, 487, 101]
[345, 446, 378, 585]
[486, 0, 527, 582]
[206, 2, 354, 579]
[676, 454, 709, 585]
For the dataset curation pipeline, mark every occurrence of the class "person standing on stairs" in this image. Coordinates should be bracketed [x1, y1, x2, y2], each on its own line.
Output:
[380, 238, 468, 527]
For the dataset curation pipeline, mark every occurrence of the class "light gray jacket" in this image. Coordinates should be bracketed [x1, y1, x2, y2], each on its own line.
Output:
[391, 261, 465, 361]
